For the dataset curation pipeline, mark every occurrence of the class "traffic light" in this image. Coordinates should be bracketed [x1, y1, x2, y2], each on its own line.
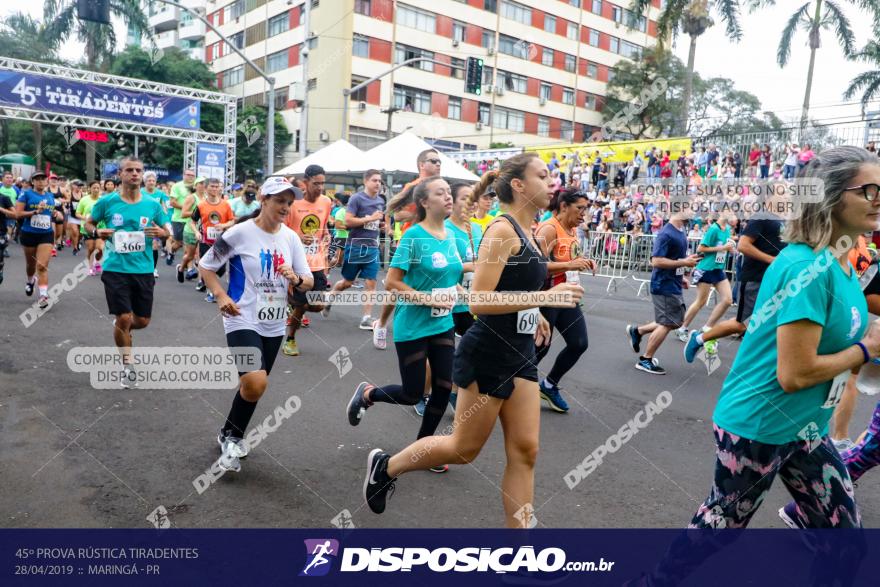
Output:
[465, 57, 483, 96]
[77, 0, 110, 25]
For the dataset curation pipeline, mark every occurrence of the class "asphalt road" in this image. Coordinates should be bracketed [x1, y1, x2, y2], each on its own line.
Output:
[2, 246, 878, 530]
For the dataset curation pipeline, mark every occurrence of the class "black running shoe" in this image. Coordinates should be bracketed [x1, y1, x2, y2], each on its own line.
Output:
[165, 251, 174, 266]
[195, 280, 206, 293]
[0, 271, 4, 285]
[364, 448, 396, 514]
[635, 357, 666, 375]
[626, 324, 642, 353]
[347, 382, 371, 426]
[176, 264, 184, 284]
[25, 280, 35, 296]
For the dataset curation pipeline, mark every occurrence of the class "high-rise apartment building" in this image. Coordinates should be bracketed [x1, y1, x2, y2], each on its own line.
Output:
[129, 1, 208, 61]
[204, 0, 663, 166]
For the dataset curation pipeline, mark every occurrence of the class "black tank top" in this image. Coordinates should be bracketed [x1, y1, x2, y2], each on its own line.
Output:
[466, 214, 548, 354]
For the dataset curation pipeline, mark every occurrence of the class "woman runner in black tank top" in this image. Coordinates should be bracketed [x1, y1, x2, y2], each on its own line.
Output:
[360, 153, 584, 527]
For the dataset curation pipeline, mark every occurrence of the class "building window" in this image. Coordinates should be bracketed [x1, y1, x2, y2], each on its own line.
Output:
[451, 57, 465, 79]
[355, 0, 371, 15]
[589, 29, 599, 47]
[224, 65, 244, 86]
[498, 34, 524, 58]
[540, 83, 551, 101]
[307, 78, 317, 90]
[397, 4, 436, 33]
[225, 0, 245, 21]
[478, 103, 490, 125]
[564, 54, 575, 73]
[482, 65, 494, 85]
[498, 70, 527, 93]
[538, 116, 550, 136]
[569, 0, 580, 7]
[353, 34, 369, 57]
[448, 97, 462, 120]
[493, 106, 525, 132]
[561, 120, 574, 141]
[584, 94, 597, 110]
[544, 14, 556, 33]
[267, 49, 287, 73]
[567, 22, 578, 40]
[610, 36, 620, 53]
[586, 63, 597, 78]
[500, 0, 530, 25]
[484, 0, 497, 12]
[350, 76, 369, 102]
[395, 45, 434, 71]
[591, 0, 602, 14]
[393, 85, 432, 114]
[542, 47, 554, 67]
[482, 30, 495, 50]
[453, 21, 466, 42]
[620, 40, 641, 59]
[562, 88, 574, 105]
[271, 87, 288, 110]
[229, 31, 244, 50]
[268, 12, 288, 36]
[607, 67, 616, 81]
[611, 6, 622, 23]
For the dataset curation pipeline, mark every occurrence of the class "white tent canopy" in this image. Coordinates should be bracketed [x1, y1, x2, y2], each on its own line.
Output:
[273, 139, 372, 176]
[365, 132, 480, 182]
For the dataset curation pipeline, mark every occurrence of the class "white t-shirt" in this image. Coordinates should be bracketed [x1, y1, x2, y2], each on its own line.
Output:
[200, 220, 310, 337]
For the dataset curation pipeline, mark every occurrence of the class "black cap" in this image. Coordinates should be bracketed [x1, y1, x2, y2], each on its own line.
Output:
[30, 171, 47, 179]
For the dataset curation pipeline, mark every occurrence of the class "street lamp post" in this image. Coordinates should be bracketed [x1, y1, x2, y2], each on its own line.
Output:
[149, 0, 277, 174]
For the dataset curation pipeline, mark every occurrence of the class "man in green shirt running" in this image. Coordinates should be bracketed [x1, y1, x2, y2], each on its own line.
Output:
[166, 168, 195, 265]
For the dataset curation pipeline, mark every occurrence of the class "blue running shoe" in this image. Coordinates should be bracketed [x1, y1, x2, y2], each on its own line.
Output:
[539, 380, 569, 413]
[684, 330, 703, 363]
[414, 396, 427, 417]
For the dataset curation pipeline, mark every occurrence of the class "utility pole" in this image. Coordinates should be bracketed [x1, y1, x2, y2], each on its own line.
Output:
[381, 106, 402, 139]
[299, 0, 311, 158]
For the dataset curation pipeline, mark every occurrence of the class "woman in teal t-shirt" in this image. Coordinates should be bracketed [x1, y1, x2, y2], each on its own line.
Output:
[681, 146, 880, 539]
[346, 176, 463, 472]
[674, 213, 734, 344]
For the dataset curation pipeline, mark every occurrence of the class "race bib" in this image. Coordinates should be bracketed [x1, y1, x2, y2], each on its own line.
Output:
[207, 226, 222, 241]
[822, 370, 850, 409]
[30, 214, 51, 230]
[675, 266, 685, 276]
[517, 308, 539, 335]
[715, 251, 726, 264]
[256, 290, 288, 322]
[461, 272, 474, 291]
[364, 220, 380, 231]
[304, 241, 319, 256]
[430, 286, 457, 318]
[113, 231, 146, 254]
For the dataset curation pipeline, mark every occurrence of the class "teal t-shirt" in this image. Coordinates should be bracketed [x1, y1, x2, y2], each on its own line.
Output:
[539, 210, 553, 223]
[713, 243, 868, 444]
[696, 223, 732, 271]
[141, 188, 170, 224]
[390, 223, 463, 342]
[90, 193, 166, 275]
[445, 219, 483, 314]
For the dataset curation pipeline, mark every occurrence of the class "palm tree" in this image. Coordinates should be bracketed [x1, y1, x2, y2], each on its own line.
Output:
[630, 1, 746, 135]
[844, 41, 880, 112]
[766, 0, 880, 133]
[42, 0, 151, 180]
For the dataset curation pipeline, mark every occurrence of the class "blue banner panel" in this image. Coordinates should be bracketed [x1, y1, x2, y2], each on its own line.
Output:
[1, 529, 877, 586]
[0, 70, 200, 130]
[196, 143, 226, 181]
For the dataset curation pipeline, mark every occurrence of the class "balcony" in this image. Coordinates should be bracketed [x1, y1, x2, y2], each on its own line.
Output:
[153, 30, 179, 50]
[179, 0, 206, 9]
[178, 19, 206, 41]
[186, 47, 204, 62]
[148, 5, 178, 33]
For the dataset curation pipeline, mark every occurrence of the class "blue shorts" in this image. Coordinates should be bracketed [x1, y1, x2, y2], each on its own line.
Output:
[341, 245, 379, 282]
[693, 268, 728, 285]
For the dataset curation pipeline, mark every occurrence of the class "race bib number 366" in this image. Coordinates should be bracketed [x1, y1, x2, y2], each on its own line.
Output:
[113, 231, 146, 253]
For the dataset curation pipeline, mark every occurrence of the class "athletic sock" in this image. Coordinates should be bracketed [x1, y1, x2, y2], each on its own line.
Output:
[221, 389, 258, 439]
[38, 286, 47, 296]
[696, 334, 704, 345]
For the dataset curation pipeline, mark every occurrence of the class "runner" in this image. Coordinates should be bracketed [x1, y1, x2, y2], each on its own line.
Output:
[15, 171, 60, 309]
[534, 189, 597, 412]
[673, 213, 735, 345]
[346, 176, 463, 473]
[66, 180, 84, 256]
[675, 146, 880, 537]
[626, 208, 701, 374]
[282, 164, 332, 356]
[47, 174, 66, 254]
[355, 153, 583, 526]
[76, 181, 106, 276]
[229, 180, 260, 219]
[328, 193, 349, 270]
[324, 169, 385, 330]
[190, 178, 235, 302]
[83, 156, 169, 387]
[199, 176, 312, 473]
[470, 182, 498, 233]
[684, 207, 786, 364]
[178, 177, 204, 285]
[141, 171, 171, 278]
[0, 177, 14, 284]
[167, 168, 196, 265]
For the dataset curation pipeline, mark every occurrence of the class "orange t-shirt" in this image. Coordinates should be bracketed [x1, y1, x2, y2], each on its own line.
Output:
[538, 216, 580, 285]
[398, 177, 426, 234]
[849, 235, 871, 277]
[196, 198, 234, 244]
[286, 195, 332, 271]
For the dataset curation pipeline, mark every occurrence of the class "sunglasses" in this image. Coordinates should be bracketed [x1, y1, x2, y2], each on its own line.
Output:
[844, 183, 880, 202]
[425, 158, 441, 165]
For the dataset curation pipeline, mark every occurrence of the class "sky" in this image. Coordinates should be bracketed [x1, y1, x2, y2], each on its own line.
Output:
[3, 1, 877, 130]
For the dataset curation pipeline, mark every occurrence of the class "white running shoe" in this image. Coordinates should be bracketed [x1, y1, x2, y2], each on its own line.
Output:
[372, 320, 387, 350]
[217, 434, 248, 472]
[359, 315, 374, 330]
[675, 327, 689, 343]
[153, 269, 159, 278]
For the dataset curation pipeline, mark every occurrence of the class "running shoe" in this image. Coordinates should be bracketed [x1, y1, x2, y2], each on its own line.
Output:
[217, 430, 249, 459]
[684, 331, 703, 364]
[353, 280, 364, 289]
[833, 437, 857, 453]
[2, 248, 9, 257]
[539, 380, 570, 413]
[359, 315, 374, 330]
[195, 279, 206, 292]
[165, 251, 174, 266]
[372, 320, 387, 349]
[704, 339, 718, 356]
[674, 327, 689, 343]
[626, 324, 642, 353]
[0, 271, 3, 285]
[38, 295, 49, 310]
[205, 292, 216, 303]
[635, 357, 666, 375]
[185, 267, 198, 281]
[88, 267, 96, 277]
[282, 339, 300, 356]
[218, 435, 248, 473]
[50, 247, 57, 257]
[93, 263, 101, 275]
[72, 246, 78, 256]
[778, 504, 819, 552]
[301, 316, 310, 328]
[120, 366, 138, 389]
[176, 264, 184, 283]
[347, 382, 372, 426]
[321, 302, 332, 318]
[65, 239, 71, 247]
[449, 391, 457, 411]
[25, 280, 35, 296]
[414, 396, 427, 417]
[429, 464, 449, 473]
[153, 269, 159, 278]
[363, 448, 396, 514]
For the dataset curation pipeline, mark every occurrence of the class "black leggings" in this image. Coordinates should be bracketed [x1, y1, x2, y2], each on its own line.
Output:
[0, 231, 6, 273]
[535, 306, 588, 386]
[370, 329, 455, 439]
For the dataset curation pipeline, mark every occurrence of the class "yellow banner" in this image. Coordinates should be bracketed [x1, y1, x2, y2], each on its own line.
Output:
[527, 137, 692, 165]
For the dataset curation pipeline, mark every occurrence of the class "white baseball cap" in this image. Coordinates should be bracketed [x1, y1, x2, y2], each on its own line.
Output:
[260, 176, 294, 196]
